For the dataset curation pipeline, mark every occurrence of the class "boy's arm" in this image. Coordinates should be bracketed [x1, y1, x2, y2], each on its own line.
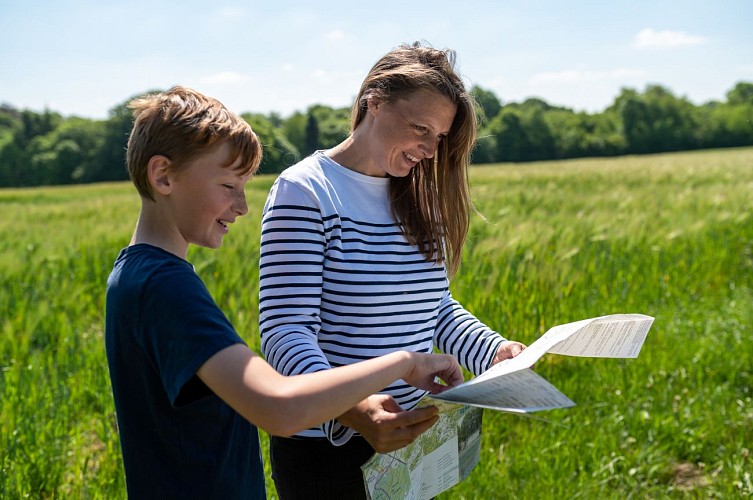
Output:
[196, 344, 463, 437]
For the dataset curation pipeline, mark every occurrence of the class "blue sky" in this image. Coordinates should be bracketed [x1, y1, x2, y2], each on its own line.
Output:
[1, 0, 751, 119]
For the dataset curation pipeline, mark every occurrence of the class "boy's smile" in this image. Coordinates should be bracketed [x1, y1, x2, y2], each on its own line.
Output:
[165, 142, 250, 253]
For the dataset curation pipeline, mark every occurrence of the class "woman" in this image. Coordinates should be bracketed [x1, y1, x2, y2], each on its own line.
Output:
[259, 41, 526, 499]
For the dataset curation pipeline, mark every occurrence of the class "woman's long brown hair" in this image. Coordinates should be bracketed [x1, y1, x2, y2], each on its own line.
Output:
[350, 42, 478, 277]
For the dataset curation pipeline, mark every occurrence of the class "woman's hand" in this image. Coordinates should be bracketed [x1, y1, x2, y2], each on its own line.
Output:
[492, 340, 527, 365]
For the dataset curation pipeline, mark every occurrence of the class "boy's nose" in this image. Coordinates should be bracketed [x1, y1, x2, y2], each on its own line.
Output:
[235, 192, 249, 216]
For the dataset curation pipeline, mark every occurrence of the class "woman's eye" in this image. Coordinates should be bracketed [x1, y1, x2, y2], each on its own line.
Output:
[223, 184, 235, 190]
[414, 124, 428, 134]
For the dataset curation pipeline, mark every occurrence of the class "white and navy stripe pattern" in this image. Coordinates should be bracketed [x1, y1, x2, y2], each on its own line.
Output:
[259, 152, 505, 443]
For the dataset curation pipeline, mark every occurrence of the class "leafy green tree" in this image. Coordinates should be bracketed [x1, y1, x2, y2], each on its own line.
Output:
[242, 113, 299, 174]
[645, 85, 701, 151]
[3, 79, 752, 186]
[726, 82, 753, 105]
[307, 104, 350, 150]
[472, 127, 498, 164]
[0, 141, 25, 186]
[614, 88, 651, 153]
[26, 117, 105, 185]
[543, 109, 590, 158]
[87, 91, 159, 183]
[519, 97, 554, 112]
[470, 85, 502, 123]
[282, 112, 307, 157]
[0, 104, 22, 144]
[612, 85, 701, 154]
[703, 82, 753, 147]
[520, 108, 555, 160]
[18, 109, 62, 145]
[488, 108, 529, 162]
[545, 109, 625, 158]
[590, 110, 627, 155]
[266, 111, 284, 128]
[0, 105, 23, 186]
[304, 111, 320, 156]
[0, 108, 62, 186]
[709, 102, 753, 147]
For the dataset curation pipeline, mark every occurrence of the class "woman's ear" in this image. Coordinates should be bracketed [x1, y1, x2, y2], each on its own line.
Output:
[147, 155, 173, 195]
[366, 95, 383, 116]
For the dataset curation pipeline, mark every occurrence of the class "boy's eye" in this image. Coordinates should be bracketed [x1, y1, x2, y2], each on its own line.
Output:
[413, 124, 428, 134]
[223, 184, 235, 190]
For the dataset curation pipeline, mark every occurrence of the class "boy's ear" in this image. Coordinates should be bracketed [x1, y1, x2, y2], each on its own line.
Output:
[147, 155, 173, 195]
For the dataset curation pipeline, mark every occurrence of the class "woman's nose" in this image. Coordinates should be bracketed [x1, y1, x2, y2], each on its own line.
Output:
[419, 137, 439, 158]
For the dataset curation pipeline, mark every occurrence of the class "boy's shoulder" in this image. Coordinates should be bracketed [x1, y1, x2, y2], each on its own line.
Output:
[113, 243, 188, 271]
[109, 244, 194, 292]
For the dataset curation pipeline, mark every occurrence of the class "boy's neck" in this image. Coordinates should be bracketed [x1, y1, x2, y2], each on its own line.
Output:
[131, 203, 189, 259]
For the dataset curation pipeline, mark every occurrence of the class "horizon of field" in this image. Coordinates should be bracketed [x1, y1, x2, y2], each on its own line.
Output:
[1, 146, 751, 498]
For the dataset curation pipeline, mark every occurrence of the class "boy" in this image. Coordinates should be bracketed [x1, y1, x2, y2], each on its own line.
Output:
[105, 86, 463, 498]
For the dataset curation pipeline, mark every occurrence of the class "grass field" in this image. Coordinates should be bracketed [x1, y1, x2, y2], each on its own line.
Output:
[1, 147, 751, 498]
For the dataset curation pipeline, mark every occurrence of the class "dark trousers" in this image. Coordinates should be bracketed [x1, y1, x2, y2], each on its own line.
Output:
[269, 435, 375, 500]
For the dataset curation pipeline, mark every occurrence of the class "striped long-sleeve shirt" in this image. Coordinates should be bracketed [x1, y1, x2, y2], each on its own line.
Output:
[259, 152, 505, 443]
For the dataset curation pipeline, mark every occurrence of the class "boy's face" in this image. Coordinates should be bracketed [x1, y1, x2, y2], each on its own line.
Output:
[168, 142, 251, 250]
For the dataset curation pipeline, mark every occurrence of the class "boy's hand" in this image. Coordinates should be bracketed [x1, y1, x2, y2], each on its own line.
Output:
[404, 352, 463, 394]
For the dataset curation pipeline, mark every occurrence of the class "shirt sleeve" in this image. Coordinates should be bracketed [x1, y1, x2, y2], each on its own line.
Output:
[258, 177, 355, 445]
[433, 289, 506, 376]
[140, 261, 245, 406]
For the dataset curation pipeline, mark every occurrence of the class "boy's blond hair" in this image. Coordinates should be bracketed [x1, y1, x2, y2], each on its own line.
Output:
[126, 86, 262, 200]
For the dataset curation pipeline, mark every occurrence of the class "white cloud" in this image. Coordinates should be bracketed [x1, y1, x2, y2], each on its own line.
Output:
[199, 71, 251, 85]
[632, 28, 708, 48]
[281, 63, 295, 73]
[326, 30, 346, 40]
[737, 63, 753, 75]
[530, 68, 646, 85]
[216, 6, 247, 19]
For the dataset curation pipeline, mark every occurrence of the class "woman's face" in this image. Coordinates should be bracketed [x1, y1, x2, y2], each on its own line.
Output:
[364, 90, 456, 178]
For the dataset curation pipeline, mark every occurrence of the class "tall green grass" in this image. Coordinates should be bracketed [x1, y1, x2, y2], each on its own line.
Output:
[1, 148, 751, 498]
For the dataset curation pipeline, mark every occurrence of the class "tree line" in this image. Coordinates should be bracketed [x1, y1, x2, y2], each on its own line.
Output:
[1, 82, 751, 188]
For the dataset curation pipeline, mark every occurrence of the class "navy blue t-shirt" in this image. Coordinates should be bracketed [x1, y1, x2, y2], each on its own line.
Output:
[105, 244, 265, 499]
